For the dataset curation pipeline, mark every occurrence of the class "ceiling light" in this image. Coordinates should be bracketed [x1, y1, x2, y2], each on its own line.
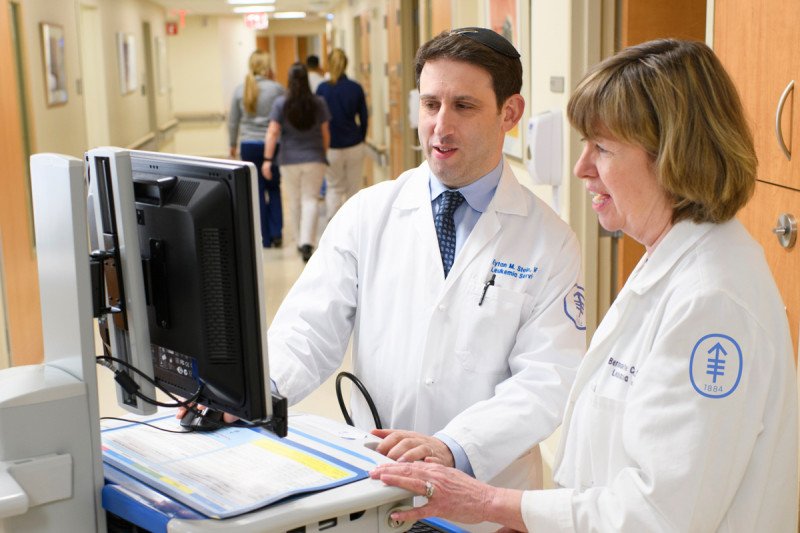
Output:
[227, 0, 274, 4]
[233, 6, 276, 13]
[272, 11, 306, 19]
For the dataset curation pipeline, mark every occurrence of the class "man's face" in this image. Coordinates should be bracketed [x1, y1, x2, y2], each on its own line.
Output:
[418, 59, 523, 188]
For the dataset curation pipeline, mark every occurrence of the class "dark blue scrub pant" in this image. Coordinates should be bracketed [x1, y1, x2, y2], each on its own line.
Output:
[240, 140, 282, 247]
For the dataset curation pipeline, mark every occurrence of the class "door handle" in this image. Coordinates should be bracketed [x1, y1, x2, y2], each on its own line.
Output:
[775, 80, 794, 161]
[772, 213, 797, 248]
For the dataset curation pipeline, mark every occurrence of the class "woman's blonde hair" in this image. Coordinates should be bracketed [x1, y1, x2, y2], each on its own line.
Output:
[327, 48, 348, 85]
[243, 50, 271, 114]
[567, 39, 756, 224]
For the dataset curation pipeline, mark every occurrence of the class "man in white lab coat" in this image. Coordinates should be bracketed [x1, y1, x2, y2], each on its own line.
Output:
[268, 28, 584, 495]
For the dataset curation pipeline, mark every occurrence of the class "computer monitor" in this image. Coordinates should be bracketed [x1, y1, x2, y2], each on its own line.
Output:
[86, 148, 285, 435]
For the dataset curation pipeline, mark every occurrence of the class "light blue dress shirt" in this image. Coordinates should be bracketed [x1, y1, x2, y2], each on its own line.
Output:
[429, 158, 504, 260]
[430, 158, 503, 477]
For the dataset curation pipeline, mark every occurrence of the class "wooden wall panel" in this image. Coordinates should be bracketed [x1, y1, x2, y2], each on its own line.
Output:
[430, 0, 451, 35]
[297, 37, 308, 65]
[622, 0, 707, 46]
[274, 35, 297, 87]
[616, 0, 706, 288]
[0, 1, 43, 365]
[737, 182, 800, 354]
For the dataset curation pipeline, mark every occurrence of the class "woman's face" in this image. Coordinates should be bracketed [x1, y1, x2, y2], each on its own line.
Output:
[574, 130, 674, 253]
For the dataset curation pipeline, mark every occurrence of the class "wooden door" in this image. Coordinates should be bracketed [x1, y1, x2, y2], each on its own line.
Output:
[386, 0, 418, 180]
[274, 35, 297, 87]
[616, 0, 706, 288]
[716, 0, 800, 191]
[356, 12, 373, 186]
[715, 0, 800, 357]
[386, 0, 404, 180]
[737, 182, 800, 352]
[0, 1, 43, 365]
[357, 13, 371, 117]
[429, 0, 451, 35]
[256, 35, 269, 53]
[297, 37, 308, 65]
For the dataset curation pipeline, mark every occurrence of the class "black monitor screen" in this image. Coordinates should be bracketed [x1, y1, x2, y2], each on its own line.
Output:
[128, 152, 268, 423]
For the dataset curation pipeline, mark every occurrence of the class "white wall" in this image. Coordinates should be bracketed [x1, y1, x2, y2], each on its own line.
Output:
[265, 17, 327, 36]
[526, 1, 572, 213]
[20, 0, 88, 157]
[16, 0, 173, 155]
[168, 15, 325, 119]
[98, 0, 168, 147]
[218, 16, 257, 118]
[168, 16, 226, 117]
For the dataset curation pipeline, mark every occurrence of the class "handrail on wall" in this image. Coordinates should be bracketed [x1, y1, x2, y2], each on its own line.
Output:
[0, 228, 10, 369]
[365, 140, 388, 166]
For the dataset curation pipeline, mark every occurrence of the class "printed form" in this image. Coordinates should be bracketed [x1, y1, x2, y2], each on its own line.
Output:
[101, 416, 368, 518]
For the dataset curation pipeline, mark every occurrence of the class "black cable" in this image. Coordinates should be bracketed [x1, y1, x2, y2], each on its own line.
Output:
[96, 354, 201, 409]
[100, 416, 194, 434]
[96, 354, 270, 431]
[335, 371, 382, 429]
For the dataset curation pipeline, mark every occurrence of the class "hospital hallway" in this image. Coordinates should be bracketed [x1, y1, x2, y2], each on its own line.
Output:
[3, 0, 800, 528]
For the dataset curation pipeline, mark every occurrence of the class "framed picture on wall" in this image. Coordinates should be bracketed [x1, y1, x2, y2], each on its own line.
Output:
[40, 22, 68, 106]
[487, 0, 523, 159]
[117, 32, 138, 95]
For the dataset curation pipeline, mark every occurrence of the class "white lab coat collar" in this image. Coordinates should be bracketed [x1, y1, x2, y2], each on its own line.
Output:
[625, 220, 716, 295]
[394, 160, 529, 286]
[394, 160, 528, 216]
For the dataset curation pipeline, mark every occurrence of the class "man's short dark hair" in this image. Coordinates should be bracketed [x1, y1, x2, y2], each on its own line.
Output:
[306, 55, 320, 69]
[414, 28, 522, 110]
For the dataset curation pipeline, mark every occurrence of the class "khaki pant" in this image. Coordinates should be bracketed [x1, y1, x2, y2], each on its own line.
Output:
[280, 162, 326, 247]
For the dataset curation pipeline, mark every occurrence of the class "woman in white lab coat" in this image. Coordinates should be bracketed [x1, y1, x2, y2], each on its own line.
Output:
[371, 38, 799, 532]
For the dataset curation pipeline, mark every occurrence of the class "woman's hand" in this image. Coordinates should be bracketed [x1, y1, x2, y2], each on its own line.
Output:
[261, 162, 273, 180]
[369, 461, 526, 529]
[370, 461, 492, 524]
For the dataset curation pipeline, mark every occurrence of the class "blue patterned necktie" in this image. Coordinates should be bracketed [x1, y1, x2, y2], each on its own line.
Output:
[434, 190, 465, 278]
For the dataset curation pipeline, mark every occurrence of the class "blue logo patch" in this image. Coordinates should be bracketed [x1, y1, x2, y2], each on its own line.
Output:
[563, 284, 586, 331]
[689, 333, 743, 399]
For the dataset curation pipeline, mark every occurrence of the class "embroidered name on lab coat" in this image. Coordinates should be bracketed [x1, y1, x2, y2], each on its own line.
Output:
[491, 259, 537, 280]
[607, 356, 637, 385]
[689, 333, 743, 399]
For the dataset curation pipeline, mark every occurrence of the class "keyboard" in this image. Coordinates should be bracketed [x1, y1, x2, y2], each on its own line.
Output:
[409, 518, 468, 532]
[410, 522, 443, 533]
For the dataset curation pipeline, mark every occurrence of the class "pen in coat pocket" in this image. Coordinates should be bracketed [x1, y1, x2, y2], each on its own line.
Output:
[478, 273, 496, 306]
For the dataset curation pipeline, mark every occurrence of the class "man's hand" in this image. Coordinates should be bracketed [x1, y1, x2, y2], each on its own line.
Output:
[371, 429, 455, 467]
[175, 405, 239, 424]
